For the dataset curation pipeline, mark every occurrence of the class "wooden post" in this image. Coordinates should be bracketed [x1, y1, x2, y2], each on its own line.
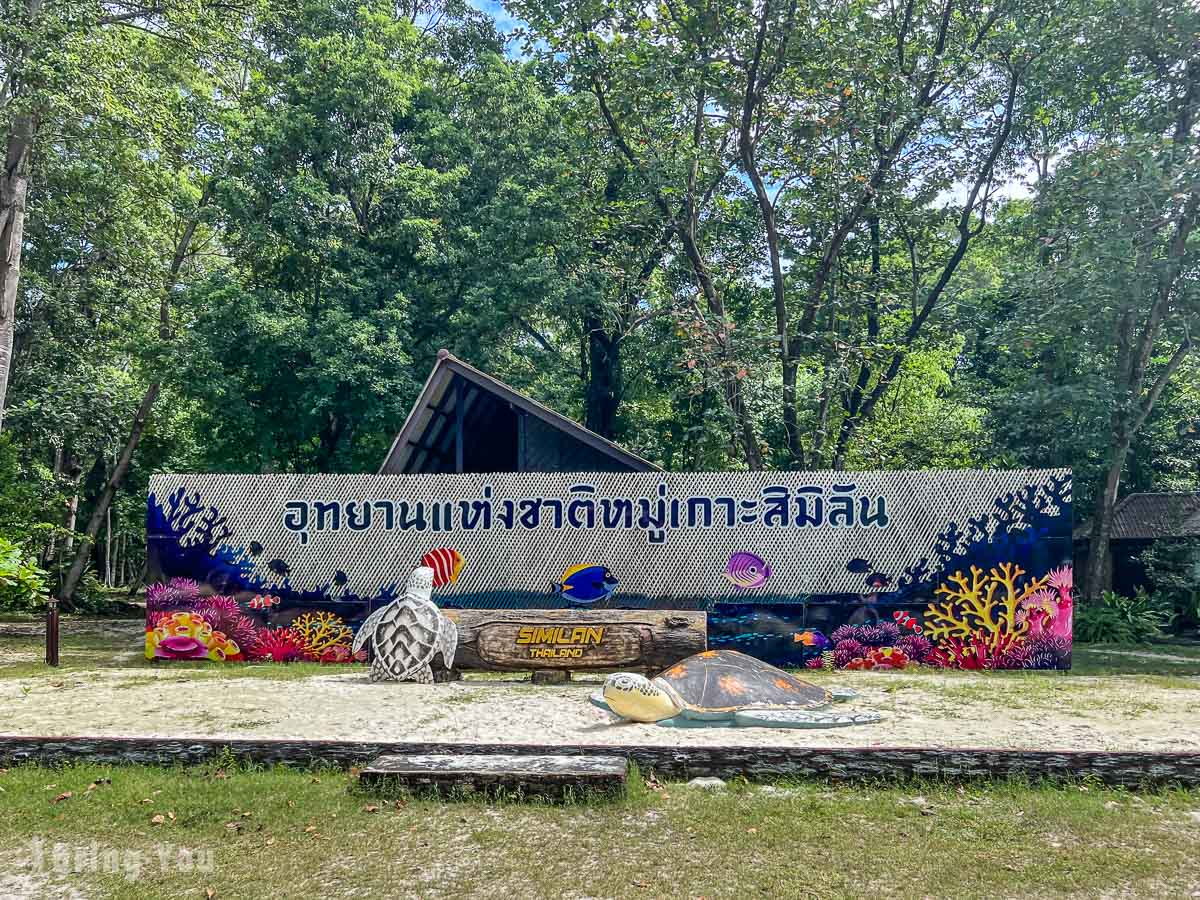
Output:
[45, 598, 59, 667]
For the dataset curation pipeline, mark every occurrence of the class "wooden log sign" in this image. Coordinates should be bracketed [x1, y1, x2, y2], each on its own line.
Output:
[442, 609, 706, 673]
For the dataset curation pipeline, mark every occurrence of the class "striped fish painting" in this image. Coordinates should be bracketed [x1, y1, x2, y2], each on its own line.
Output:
[420, 547, 465, 588]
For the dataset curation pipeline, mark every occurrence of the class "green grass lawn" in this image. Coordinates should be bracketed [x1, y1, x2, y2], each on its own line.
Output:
[1, 761, 1198, 900]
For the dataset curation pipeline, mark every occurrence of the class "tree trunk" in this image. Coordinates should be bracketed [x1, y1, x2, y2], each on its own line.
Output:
[58, 180, 212, 603]
[104, 503, 112, 587]
[583, 318, 622, 439]
[1084, 434, 1132, 601]
[59, 383, 160, 605]
[0, 111, 37, 433]
[63, 488, 79, 552]
[737, 2, 802, 468]
[42, 446, 64, 564]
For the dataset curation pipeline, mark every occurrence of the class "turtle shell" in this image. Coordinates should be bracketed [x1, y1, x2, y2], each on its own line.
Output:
[367, 599, 447, 680]
[655, 649, 832, 719]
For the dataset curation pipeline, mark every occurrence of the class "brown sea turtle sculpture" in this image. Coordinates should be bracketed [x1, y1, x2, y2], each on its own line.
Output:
[590, 649, 881, 728]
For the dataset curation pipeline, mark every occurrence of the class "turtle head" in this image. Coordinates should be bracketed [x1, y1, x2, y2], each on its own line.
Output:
[405, 566, 435, 603]
[602, 672, 681, 723]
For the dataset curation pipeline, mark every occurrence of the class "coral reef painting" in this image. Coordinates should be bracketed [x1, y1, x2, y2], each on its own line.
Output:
[710, 473, 1072, 669]
[146, 470, 1070, 668]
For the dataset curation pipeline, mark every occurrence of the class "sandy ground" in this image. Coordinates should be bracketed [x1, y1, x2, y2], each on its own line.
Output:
[3, 663, 1199, 751]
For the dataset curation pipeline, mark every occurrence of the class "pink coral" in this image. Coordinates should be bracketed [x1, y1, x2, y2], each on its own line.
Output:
[192, 595, 239, 629]
[833, 639, 867, 669]
[192, 596, 260, 653]
[146, 577, 201, 612]
[804, 656, 824, 670]
[224, 615, 259, 652]
[250, 627, 312, 663]
[1018, 581, 1073, 641]
[860, 621, 901, 647]
[320, 645, 355, 664]
[895, 634, 934, 663]
[1046, 566, 1073, 596]
[935, 632, 1023, 670]
[830, 624, 861, 644]
[867, 647, 910, 669]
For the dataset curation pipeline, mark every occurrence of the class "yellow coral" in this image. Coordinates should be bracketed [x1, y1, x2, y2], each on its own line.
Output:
[289, 611, 352, 655]
[924, 563, 1049, 644]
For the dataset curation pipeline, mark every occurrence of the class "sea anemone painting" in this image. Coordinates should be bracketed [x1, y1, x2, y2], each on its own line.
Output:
[145, 578, 201, 612]
[833, 639, 867, 669]
[894, 634, 934, 664]
[144, 612, 242, 662]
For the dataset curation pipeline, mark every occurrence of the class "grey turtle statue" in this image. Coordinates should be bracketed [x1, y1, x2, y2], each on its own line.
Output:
[590, 649, 881, 729]
[352, 566, 457, 683]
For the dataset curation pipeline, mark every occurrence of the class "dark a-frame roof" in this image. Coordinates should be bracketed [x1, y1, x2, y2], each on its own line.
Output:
[378, 350, 659, 475]
[1074, 492, 1200, 541]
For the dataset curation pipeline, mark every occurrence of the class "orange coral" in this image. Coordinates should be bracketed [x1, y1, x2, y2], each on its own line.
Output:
[924, 563, 1048, 645]
[289, 611, 352, 655]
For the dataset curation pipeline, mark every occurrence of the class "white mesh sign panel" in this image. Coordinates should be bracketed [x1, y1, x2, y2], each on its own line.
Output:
[148, 469, 1070, 604]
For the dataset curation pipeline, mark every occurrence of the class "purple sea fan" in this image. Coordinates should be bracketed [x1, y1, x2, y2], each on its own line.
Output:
[895, 634, 934, 663]
[834, 639, 867, 669]
[1022, 635, 1072, 670]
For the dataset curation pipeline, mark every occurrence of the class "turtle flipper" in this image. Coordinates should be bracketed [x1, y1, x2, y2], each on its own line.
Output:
[368, 655, 390, 683]
[589, 691, 613, 713]
[732, 709, 882, 729]
[829, 687, 859, 703]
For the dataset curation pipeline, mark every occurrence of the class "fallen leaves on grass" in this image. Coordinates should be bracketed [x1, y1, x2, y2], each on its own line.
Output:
[52, 791, 72, 803]
[151, 814, 166, 825]
[364, 805, 380, 813]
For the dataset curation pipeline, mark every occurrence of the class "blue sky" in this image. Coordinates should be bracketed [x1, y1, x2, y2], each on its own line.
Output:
[469, 0, 525, 35]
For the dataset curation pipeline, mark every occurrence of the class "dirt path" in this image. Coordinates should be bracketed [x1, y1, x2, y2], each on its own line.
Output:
[2, 665, 1198, 752]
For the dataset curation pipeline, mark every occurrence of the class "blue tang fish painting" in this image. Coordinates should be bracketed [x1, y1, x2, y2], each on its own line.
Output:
[553, 564, 619, 605]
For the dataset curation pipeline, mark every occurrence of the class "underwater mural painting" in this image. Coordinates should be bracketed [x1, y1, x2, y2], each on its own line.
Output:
[145, 469, 1072, 669]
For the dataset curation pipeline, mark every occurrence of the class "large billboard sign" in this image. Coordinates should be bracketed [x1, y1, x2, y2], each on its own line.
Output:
[146, 469, 1072, 670]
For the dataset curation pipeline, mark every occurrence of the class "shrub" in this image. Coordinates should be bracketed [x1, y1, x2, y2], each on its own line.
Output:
[0, 537, 50, 613]
[1138, 539, 1200, 633]
[1075, 588, 1174, 644]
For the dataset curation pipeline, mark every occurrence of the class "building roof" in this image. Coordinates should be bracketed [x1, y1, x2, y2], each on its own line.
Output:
[1075, 492, 1200, 541]
[378, 350, 659, 475]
